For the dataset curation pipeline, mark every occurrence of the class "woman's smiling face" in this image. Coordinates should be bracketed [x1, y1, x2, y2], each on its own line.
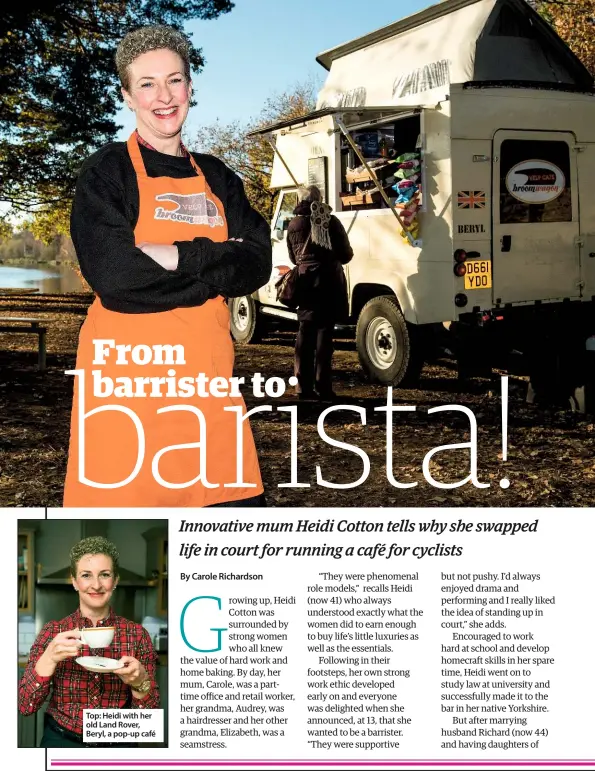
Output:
[123, 48, 191, 143]
[72, 553, 118, 614]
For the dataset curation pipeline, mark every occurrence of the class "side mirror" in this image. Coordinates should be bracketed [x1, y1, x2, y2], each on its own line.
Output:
[274, 228, 284, 240]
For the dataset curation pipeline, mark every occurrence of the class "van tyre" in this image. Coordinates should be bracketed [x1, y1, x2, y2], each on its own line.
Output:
[356, 296, 423, 386]
[229, 296, 266, 344]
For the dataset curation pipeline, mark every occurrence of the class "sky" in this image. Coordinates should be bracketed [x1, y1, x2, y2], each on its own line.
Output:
[116, 0, 430, 142]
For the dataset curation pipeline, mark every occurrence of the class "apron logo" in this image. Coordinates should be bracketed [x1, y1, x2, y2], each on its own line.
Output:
[154, 193, 224, 228]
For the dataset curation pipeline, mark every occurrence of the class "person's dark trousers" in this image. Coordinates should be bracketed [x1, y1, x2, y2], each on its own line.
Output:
[41, 714, 137, 748]
[207, 493, 266, 508]
[295, 320, 334, 397]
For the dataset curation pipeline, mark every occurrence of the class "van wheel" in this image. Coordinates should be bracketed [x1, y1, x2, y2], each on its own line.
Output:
[356, 296, 423, 385]
[229, 296, 266, 343]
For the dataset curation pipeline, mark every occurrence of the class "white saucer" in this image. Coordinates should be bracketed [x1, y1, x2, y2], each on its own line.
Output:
[76, 656, 123, 673]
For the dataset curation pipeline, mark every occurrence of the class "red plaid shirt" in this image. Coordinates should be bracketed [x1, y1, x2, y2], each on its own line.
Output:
[18, 607, 159, 735]
[136, 129, 188, 157]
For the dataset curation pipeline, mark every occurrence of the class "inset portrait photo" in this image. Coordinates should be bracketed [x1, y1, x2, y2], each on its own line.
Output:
[17, 518, 168, 748]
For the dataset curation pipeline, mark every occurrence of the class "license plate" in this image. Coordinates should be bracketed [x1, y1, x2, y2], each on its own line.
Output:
[464, 259, 492, 290]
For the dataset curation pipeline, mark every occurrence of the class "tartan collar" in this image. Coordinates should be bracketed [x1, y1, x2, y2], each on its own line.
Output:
[73, 606, 116, 628]
[136, 129, 188, 158]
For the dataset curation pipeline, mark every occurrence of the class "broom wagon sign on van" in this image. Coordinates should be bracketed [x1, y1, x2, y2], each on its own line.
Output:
[232, 0, 595, 399]
[505, 160, 566, 204]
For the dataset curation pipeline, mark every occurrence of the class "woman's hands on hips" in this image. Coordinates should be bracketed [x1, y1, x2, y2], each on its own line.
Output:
[35, 630, 83, 676]
[113, 656, 148, 689]
[137, 242, 179, 271]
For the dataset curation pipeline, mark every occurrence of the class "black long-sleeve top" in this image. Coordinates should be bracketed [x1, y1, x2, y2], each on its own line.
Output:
[70, 142, 272, 313]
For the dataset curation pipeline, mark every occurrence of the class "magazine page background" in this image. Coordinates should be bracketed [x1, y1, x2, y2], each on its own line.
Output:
[2, 0, 595, 768]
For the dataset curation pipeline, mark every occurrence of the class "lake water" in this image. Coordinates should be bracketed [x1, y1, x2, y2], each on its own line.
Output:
[0, 264, 85, 293]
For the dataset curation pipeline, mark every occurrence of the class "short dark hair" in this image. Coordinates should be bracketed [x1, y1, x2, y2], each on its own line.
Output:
[70, 536, 120, 578]
[298, 185, 322, 203]
[116, 25, 192, 91]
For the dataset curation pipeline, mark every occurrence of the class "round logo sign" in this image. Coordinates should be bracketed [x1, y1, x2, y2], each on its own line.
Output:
[505, 159, 565, 204]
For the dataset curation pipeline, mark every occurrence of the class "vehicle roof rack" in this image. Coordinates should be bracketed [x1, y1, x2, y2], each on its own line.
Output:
[462, 80, 595, 94]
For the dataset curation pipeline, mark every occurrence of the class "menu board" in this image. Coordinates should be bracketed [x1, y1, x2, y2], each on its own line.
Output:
[308, 156, 328, 203]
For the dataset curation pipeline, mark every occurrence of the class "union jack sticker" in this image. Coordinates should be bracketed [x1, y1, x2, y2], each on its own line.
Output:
[457, 191, 486, 209]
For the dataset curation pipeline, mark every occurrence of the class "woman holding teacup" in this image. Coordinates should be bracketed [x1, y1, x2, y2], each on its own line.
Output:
[18, 537, 159, 748]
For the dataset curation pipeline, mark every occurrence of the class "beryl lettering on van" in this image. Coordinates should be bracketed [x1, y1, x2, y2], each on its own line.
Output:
[457, 224, 486, 234]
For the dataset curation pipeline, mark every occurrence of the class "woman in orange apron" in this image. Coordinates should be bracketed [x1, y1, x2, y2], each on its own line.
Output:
[64, 26, 271, 507]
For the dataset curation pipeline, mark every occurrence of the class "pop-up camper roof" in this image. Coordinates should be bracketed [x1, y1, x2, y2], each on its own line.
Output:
[315, 0, 593, 109]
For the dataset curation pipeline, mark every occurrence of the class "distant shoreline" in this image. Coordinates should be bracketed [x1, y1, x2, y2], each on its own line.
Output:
[0, 258, 79, 267]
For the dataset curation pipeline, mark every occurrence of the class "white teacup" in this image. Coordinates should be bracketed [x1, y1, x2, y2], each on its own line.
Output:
[80, 626, 115, 648]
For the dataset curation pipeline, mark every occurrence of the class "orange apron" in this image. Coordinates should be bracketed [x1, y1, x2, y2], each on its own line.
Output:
[64, 133, 263, 506]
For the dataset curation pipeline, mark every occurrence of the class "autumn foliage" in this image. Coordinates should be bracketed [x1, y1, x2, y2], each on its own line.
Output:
[535, 0, 595, 76]
[191, 80, 319, 221]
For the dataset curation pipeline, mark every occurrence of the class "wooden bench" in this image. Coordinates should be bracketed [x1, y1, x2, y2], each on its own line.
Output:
[0, 288, 40, 296]
[0, 317, 50, 371]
